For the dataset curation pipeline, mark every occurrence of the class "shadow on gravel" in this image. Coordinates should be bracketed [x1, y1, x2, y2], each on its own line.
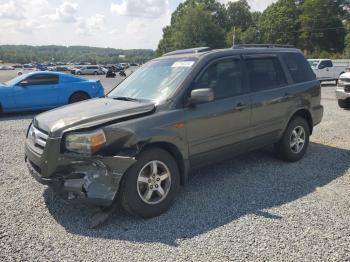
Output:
[0, 112, 39, 121]
[44, 142, 350, 246]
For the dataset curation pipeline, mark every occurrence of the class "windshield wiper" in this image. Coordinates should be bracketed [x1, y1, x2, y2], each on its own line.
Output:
[111, 96, 139, 102]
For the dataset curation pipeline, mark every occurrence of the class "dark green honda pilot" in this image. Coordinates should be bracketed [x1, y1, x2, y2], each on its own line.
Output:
[25, 46, 323, 218]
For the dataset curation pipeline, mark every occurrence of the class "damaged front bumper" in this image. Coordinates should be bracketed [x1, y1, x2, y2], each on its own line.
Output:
[25, 138, 136, 207]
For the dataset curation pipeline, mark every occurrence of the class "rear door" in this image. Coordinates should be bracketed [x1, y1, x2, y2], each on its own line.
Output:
[185, 56, 252, 166]
[245, 54, 292, 144]
[13, 74, 61, 110]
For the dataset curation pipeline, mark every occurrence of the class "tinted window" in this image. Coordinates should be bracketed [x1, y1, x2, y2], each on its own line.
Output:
[282, 53, 316, 83]
[87, 66, 98, 69]
[197, 59, 244, 99]
[246, 57, 287, 92]
[25, 74, 59, 85]
[319, 60, 333, 68]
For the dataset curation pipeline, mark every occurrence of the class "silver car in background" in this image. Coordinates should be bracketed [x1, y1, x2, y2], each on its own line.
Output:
[75, 65, 105, 75]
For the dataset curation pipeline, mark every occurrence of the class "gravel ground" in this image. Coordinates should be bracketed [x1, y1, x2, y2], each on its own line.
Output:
[0, 77, 350, 261]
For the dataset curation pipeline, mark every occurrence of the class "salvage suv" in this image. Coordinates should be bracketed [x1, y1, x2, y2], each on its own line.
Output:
[25, 46, 323, 218]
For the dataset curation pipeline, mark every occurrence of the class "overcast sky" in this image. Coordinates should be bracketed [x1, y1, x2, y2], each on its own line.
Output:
[0, 0, 276, 50]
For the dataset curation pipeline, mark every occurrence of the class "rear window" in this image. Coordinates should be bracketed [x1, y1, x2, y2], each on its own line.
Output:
[282, 53, 316, 84]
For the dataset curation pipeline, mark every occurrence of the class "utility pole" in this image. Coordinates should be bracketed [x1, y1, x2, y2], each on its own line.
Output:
[232, 26, 236, 48]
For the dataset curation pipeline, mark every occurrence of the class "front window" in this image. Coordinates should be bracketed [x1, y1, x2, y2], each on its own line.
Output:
[108, 58, 197, 102]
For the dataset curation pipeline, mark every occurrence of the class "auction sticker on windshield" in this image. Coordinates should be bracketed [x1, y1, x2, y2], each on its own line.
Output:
[171, 61, 195, 68]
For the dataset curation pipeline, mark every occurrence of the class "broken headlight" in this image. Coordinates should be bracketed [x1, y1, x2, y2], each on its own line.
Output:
[65, 129, 106, 155]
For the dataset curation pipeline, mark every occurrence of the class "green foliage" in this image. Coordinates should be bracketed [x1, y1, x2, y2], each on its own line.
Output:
[157, 0, 350, 57]
[226, 0, 252, 31]
[157, 4, 226, 55]
[299, 0, 346, 53]
[0, 45, 155, 64]
[259, 0, 299, 45]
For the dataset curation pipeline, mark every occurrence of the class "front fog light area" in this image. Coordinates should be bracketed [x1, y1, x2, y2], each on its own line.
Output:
[65, 129, 106, 154]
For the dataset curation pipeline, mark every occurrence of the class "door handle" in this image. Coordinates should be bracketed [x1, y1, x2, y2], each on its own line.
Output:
[279, 93, 293, 102]
[234, 103, 249, 111]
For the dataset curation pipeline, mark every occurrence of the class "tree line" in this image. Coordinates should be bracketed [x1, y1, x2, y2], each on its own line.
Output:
[157, 0, 350, 59]
[0, 45, 155, 64]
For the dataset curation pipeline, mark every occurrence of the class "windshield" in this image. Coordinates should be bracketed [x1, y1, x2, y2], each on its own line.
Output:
[108, 58, 197, 102]
[5, 74, 27, 86]
[308, 60, 319, 69]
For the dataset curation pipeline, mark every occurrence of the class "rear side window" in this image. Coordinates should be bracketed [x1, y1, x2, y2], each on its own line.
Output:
[282, 52, 316, 84]
[26, 74, 59, 85]
[246, 57, 287, 92]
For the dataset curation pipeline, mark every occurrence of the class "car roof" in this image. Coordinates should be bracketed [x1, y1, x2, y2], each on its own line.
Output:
[156, 46, 302, 61]
[26, 71, 68, 76]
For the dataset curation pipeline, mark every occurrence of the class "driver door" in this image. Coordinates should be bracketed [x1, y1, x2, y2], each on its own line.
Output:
[185, 57, 252, 167]
[13, 74, 60, 110]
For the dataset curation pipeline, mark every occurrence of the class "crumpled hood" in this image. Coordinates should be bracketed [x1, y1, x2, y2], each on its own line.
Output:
[34, 98, 155, 137]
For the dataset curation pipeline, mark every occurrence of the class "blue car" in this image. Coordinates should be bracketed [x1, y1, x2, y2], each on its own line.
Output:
[0, 72, 104, 113]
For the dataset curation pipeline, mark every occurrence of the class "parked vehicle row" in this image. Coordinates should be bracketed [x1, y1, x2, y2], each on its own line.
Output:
[25, 46, 323, 218]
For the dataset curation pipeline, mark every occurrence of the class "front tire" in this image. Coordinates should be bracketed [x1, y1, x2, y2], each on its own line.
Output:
[120, 148, 180, 218]
[338, 99, 350, 109]
[275, 116, 310, 162]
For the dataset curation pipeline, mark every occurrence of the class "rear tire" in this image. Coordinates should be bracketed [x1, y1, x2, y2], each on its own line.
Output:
[120, 148, 180, 218]
[338, 99, 350, 109]
[93, 71, 98, 75]
[275, 116, 310, 162]
[69, 92, 90, 104]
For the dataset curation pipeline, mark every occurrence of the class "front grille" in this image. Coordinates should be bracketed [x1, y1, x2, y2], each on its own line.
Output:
[28, 125, 49, 153]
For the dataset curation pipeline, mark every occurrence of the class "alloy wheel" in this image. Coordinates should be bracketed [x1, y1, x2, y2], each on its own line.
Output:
[136, 160, 172, 205]
[290, 126, 306, 154]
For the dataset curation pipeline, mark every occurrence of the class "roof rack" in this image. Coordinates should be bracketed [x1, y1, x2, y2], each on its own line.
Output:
[233, 44, 294, 49]
[162, 47, 212, 57]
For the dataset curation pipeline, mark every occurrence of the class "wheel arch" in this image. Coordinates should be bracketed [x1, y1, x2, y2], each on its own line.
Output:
[138, 141, 189, 186]
[68, 91, 90, 103]
[288, 108, 313, 135]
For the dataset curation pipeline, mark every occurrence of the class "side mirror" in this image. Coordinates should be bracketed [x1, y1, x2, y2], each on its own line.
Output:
[190, 88, 214, 104]
[18, 80, 29, 86]
[318, 64, 325, 69]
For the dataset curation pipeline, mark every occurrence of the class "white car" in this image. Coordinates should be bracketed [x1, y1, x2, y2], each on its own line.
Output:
[0, 65, 15, 70]
[308, 59, 348, 83]
[336, 72, 350, 108]
[75, 65, 105, 75]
